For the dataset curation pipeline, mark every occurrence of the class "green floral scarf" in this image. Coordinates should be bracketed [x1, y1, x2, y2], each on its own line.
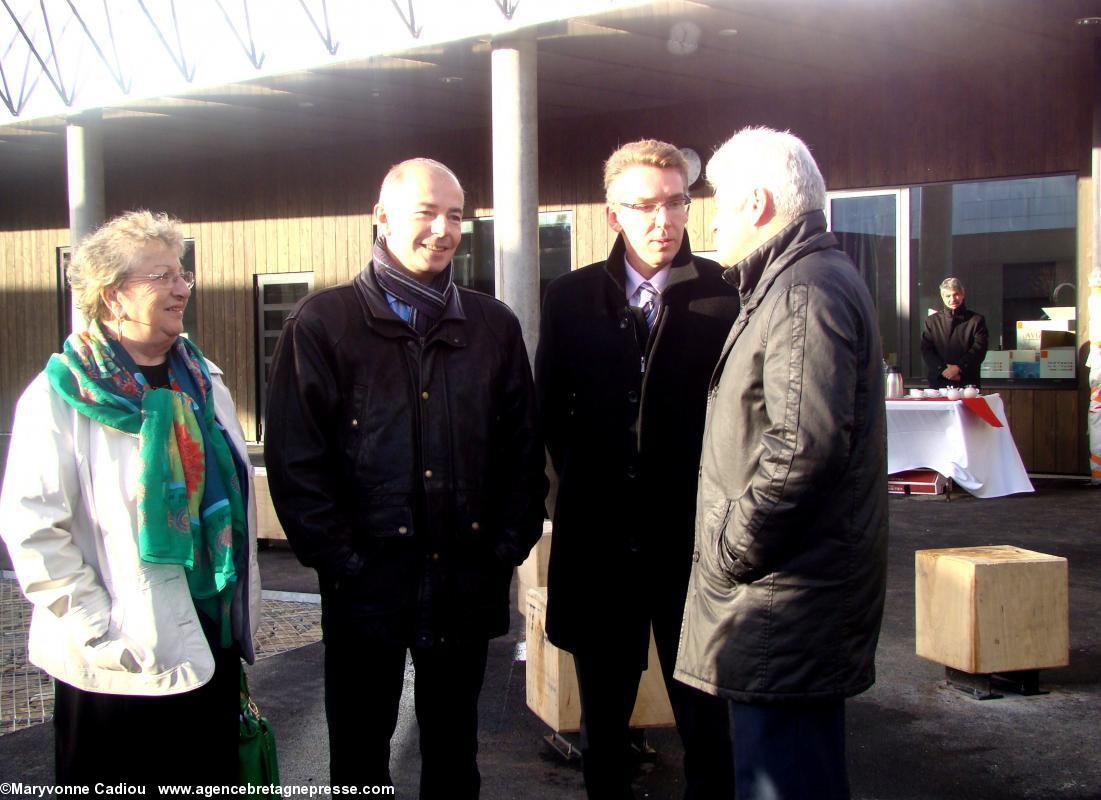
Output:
[45, 321, 245, 648]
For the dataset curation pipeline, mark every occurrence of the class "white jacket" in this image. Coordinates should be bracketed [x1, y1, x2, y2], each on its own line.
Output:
[0, 360, 261, 695]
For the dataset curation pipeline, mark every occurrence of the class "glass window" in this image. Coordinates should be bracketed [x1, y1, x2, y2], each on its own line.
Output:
[830, 193, 902, 366]
[909, 176, 1077, 381]
[452, 211, 573, 299]
[255, 272, 313, 440]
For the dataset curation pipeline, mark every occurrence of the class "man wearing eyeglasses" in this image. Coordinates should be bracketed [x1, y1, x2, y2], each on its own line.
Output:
[535, 139, 739, 799]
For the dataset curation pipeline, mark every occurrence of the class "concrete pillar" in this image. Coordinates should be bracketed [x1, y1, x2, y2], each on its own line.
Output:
[1088, 37, 1101, 483]
[65, 109, 107, 333]
[491, 35, 540, 359]
[1093, 37, 1100, 288]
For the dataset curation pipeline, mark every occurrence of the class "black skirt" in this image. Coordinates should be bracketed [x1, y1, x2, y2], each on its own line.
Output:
[53, 642, 241, 791]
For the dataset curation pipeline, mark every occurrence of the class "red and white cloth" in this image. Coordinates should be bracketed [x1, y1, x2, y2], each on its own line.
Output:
[886, 393, 1034, 498]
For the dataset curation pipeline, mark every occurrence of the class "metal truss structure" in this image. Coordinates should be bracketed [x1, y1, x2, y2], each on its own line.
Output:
[0, 0, 528, 118]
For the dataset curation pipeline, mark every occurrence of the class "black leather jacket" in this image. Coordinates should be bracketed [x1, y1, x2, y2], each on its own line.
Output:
[675, 212, 888, 702]
[264, 263, 546, 646]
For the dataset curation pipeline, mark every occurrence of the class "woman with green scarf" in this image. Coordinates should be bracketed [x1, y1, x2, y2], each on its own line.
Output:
[0, 210, 261, 788]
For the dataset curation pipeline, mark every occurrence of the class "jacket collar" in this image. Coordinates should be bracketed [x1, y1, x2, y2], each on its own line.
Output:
[603, 231, 700, 305]
[353, 260, 466, 340]
[723, 210, 838, 315]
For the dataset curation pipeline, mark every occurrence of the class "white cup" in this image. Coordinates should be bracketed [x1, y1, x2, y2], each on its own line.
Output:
[946, 388, 961, 400]
[923, 389, 940, 398]
[909, 388, 923, 398]
[963, 386, 979, 398]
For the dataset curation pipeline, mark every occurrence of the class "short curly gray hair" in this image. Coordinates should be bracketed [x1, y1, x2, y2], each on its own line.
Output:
[67, 210, 186, 323]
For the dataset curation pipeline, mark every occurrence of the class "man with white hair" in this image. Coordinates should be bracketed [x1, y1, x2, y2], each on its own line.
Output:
[265, 158, 546, 796]
[675, 128, 888, 800]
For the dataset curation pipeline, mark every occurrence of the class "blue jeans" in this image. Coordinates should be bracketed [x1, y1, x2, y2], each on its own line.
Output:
[729, 698, 849, 800]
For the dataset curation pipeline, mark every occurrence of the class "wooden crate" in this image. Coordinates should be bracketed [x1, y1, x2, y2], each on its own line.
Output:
[254, 468, 287, 542]
[524, 587, 674, 733]
[915, 546, 1069, 674]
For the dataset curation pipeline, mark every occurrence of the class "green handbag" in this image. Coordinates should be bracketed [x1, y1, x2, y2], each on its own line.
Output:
[240, 670, 280, 786]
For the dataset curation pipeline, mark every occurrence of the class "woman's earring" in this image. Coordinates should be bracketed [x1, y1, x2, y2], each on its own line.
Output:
[115, 314, 124, 341]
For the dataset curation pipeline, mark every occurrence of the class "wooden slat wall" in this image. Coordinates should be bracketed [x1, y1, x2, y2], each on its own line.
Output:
[0, 169, 69, 435]
[544, 51, 1091, 262]
[0, 52, 1093, 471]
[998, 389, 1085, 475]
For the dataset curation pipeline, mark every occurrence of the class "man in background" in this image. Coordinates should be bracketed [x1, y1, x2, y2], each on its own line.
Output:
[921, 276, 989, 388]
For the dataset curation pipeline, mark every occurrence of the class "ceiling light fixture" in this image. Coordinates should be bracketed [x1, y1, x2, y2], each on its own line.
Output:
[668, 21, 701, 55]
[718, 28, 738, 36]
[441, 75, 464, 85]
[1074, 16, 1101, 26]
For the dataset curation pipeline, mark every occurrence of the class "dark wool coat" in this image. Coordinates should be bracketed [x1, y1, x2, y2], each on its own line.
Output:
[264, 263, 547, 647]
[920, 306, 989, 388]
[535, 233, 740, 666]
[675, 211, 888, 703]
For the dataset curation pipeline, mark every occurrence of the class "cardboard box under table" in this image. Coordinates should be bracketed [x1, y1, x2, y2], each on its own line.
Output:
[887, 468, 948, 496]
[915, 546, 1068, 697]
[525, 587, 674, 733]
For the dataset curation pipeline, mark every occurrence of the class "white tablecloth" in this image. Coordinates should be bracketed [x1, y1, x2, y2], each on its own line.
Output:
[885, 394, 1034, 498]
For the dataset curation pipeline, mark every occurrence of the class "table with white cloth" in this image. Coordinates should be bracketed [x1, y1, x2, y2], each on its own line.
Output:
[885, 393, 1034, 498]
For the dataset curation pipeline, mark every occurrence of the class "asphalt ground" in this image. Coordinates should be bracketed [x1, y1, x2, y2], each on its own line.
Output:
[1, 477, 1099, 799]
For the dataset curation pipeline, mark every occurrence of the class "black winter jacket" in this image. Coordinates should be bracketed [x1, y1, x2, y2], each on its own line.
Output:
[264, 263, 546, 646]
[675, 211, 888, 702]
[920, 306, 988, 388]
[535, 234, 740, 664]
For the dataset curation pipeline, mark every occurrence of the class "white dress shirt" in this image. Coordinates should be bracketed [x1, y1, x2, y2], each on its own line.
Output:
[624, 256, 671, 311]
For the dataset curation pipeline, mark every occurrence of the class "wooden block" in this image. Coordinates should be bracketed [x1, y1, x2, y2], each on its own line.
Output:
[524, 587, 674, 733]
[915, 546, 1069, 674]
[517, 521, 553, 589]
[515, 521, 553, 620]
[254, 468, 287, 542]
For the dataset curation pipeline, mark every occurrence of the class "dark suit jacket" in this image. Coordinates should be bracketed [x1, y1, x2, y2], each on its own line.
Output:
[534, 233, 740, 664]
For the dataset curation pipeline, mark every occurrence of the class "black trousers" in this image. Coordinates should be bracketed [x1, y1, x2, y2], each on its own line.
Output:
[572, 601, 734, 800]
[324, 633, 489, 799]
[729, 699, 849, 800]
[53, 644, 241, 791]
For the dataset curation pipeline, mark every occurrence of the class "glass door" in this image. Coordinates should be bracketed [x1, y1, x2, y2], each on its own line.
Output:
[826, 190, 909, 370]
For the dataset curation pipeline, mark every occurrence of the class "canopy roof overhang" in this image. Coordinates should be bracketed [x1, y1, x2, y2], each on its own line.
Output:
[1, 0, 1099, 183]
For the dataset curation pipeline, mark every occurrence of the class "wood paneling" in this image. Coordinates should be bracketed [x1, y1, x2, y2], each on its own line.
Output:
[0, 183, 68, 433]
[0, 49, 1092, 468]
[997, 388, 1085, 475]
